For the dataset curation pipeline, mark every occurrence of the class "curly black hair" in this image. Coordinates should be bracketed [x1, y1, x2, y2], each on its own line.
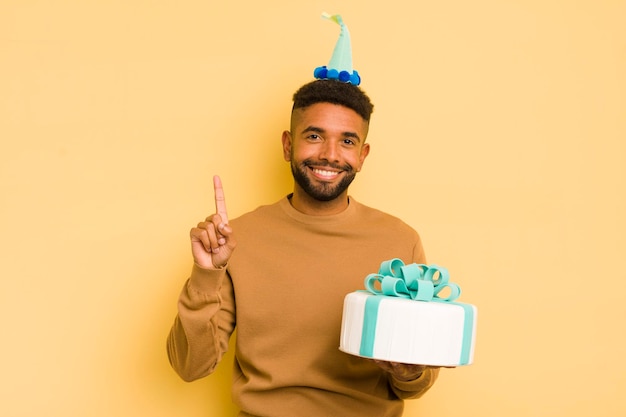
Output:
[291, 80, 374, 122]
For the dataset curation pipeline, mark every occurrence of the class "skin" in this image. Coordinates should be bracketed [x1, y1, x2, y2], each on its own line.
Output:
[281, 102, 370, 216]
[189, 175, 234, 270]
[189, 101, 441, 382]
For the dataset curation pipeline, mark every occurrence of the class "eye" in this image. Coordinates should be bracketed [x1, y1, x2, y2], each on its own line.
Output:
[306, 134, 322, 141]
[342, 138, 356, 146]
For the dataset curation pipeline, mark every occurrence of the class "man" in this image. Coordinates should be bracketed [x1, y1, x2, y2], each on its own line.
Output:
[167, 79, 441, 416]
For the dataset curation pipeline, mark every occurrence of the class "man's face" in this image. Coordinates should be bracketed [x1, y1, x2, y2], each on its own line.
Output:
[282, 102, 370, 202]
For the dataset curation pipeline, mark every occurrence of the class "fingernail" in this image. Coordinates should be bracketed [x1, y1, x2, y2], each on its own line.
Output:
[212, 248, 220, 254]
[218, 238, 226, 245]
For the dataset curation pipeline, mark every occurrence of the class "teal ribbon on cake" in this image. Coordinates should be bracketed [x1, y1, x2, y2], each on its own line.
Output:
[360, 258, 475, 365]
[365, 258, 460, 302]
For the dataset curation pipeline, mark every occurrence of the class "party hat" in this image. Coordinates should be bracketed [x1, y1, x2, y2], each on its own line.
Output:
[314, 13, 361, 86]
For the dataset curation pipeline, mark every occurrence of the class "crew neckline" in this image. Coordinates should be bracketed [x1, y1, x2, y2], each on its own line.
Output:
[279, 194, 358, 224]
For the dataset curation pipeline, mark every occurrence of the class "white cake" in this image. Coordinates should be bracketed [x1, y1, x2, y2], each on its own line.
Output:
[339, 260, 477, 366]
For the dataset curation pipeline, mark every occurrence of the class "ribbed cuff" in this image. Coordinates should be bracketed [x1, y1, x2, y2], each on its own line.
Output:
[188, 263, 227, 294]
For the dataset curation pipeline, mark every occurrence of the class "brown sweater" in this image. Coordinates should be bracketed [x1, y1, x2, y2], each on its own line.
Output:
[167, 196, 439, 416]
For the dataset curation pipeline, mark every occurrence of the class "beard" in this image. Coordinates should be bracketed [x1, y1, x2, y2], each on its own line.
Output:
[290, 158, 357, 202]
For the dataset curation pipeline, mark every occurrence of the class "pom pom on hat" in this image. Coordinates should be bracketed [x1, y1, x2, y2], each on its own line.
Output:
[314, 13, 361, 86]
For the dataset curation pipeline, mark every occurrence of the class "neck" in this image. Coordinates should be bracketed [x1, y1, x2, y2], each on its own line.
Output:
[289, 188, 350, 216]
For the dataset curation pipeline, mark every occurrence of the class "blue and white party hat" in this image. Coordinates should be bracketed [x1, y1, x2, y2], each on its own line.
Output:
[313, 13, 361, 86]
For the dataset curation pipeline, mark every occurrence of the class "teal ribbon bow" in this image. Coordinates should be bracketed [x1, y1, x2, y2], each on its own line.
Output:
[359, 258, 474, 365]
[364, 258, 461, 302]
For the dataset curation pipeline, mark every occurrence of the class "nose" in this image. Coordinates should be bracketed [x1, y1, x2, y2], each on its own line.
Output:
[320, 139, 340, 162]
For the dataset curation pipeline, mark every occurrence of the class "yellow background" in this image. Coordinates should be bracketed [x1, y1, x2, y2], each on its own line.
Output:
[1, 1, 625, 416]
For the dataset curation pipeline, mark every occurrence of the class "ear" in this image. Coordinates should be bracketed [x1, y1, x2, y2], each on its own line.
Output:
[357, 142, 370, 172]
[281, 130, 293, 161]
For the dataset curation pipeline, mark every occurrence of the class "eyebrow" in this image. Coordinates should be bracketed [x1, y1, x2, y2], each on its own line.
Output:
[300, 126, 362, 143]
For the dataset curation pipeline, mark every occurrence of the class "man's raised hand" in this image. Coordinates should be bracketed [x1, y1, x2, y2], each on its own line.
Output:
[189, 175, 236, 269]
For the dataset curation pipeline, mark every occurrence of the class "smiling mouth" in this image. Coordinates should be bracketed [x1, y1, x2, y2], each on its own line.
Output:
[310, 167, 341, 180]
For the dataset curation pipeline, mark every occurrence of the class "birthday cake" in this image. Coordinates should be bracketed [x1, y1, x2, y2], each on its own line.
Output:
[339, 259, 477, 366]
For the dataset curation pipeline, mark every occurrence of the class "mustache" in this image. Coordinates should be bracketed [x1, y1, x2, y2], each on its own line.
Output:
[302, 159, 353, 171]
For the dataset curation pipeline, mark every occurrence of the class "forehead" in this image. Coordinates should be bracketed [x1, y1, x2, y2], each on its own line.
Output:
[291, 102, 368, 136]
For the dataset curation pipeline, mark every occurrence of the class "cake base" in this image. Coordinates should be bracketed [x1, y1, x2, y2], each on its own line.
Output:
[339, 291, 476, 366]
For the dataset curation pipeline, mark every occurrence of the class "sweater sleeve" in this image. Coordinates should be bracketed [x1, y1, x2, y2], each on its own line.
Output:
[390, 367, 440, 399]
[166, 264, 236, 382]
[412, 232, 427, 264]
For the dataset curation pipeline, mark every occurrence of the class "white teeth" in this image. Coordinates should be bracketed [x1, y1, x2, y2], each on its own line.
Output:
[313, 168, 338, 178]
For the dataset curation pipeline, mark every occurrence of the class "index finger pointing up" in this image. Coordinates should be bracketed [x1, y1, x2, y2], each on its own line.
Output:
[213, 175, 229, 224]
